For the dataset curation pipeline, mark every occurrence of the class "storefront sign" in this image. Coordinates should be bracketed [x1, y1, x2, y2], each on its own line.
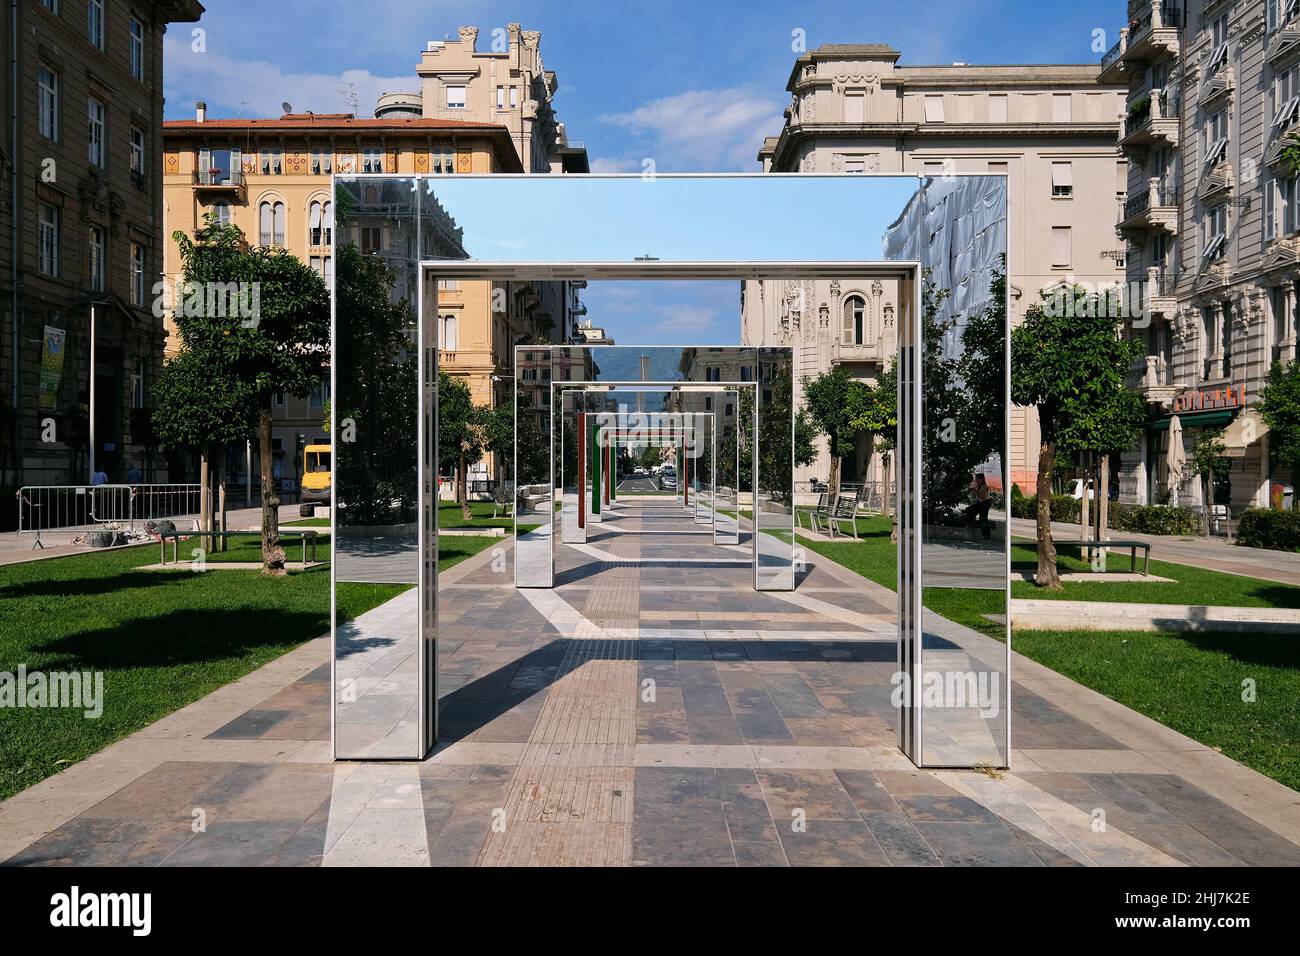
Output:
[38, 326, 66, 411]
[1172, 384, 1246, 413]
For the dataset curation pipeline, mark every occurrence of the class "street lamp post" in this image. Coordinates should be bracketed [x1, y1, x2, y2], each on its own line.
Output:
[88, 302, 96, 485]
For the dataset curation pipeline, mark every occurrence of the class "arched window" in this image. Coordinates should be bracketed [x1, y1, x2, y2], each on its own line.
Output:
[308, 199, 334, 246]
[258, 199, 286, 246]
[440, 314, 458, 351]
[842, 294, 867, 345]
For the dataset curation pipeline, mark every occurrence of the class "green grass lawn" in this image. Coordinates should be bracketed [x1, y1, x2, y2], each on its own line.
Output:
[0, 531, 499, 800]
[284, 517, 329, 527]
[1015, 628, 1300, 791]
[1010, 539, 1300, 607]
[801, 516, 1300, 790]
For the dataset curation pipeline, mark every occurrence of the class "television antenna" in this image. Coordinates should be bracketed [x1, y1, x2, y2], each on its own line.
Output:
[281, 101, 293, 115]
[338, 82, 358, 115]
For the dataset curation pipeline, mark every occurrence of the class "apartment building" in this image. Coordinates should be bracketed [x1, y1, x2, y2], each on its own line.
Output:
[163, 24, 588, 489]
[161, 107, 523, 486]
[1, 0, 204, 489]
[1102, 0, 1296, 510]
[745, 43, 1126, 493]
[378, 23, 587, 175]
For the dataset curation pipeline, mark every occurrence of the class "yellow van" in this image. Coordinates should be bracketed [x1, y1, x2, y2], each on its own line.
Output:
[301, 444, 332, 505]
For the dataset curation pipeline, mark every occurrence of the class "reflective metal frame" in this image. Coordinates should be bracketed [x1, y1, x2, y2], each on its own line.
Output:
[331, 173, 1010, 770]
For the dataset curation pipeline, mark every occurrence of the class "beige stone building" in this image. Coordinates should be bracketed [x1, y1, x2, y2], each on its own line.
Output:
[1101, 0, 1295, 512]
[744, 43, 1127, 494]
[1, 0, 204, 488]
[161, 108, 523, 488]
[162, 23, 588, 492]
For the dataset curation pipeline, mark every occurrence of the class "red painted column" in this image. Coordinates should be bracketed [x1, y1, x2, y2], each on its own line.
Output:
[683, 439, 690, 507]
[577, 412, 586, 529]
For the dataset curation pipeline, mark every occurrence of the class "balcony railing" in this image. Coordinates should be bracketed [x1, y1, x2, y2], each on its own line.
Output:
[1123, 177, 1178, 220]
[1129, 2, 1184, 46]
[196, 168, 244, 187]
[259, 232, 286, 247]
[1101, 38, 1124, 73]
[1124, 101, 1152, 139]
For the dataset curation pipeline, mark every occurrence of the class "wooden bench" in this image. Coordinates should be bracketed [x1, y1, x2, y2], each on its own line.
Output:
[159, 529, 319, 567]
[1053, 538, 1151, 576]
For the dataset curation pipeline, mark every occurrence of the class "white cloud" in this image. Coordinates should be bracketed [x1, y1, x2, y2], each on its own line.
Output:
[589, 156, 642, 173]
[598, 87, 783, 172]
[164, 34, 416, 118]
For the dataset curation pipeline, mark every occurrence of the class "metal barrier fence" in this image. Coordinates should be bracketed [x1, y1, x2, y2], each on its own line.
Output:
[15, 484, 203, 547]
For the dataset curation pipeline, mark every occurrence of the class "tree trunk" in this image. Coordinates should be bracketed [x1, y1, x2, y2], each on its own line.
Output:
[259, 401, 285, 575]
[199, 452, 211, 554]
[1204, 475, 1212, 536]
[828, 435, 841, 500]
[1036, 437, 1060, 589]
[1099, 454, 1110, 540]
[1079, 451, 1090, 564]
[217, 445, 229, 553]
[458, 449, 471, 521]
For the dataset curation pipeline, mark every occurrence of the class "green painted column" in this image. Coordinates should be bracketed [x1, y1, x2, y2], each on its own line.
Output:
[591, 423, 601, 516]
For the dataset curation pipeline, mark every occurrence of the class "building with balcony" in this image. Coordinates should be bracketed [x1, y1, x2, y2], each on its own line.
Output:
[1, 0, 205, 488]
[162, 105, 522, 486]
[163, 24, 589, 491]
[744, 43, 1126, 492]
[1103, 0, 1300, 511]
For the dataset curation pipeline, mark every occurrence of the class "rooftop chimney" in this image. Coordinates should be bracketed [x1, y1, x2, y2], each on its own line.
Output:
[196, 101, 207, 123]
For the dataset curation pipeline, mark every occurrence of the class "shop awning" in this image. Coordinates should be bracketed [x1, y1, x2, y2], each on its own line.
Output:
[1221, 408, 1267, 458]
[1149, 410, 1236, 431]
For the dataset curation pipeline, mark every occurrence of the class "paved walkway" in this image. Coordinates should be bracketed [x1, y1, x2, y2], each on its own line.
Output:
[1010, 516, 1300, 587]
[3, 499, 1299, 866]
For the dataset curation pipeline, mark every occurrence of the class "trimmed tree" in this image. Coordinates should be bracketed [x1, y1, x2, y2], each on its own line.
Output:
[1011, 285, 1144, 588]
[170, 218, 329, 575]
[848, 357, 898, 523]
[802, 366, 868, 497]
[151, 347, 256, 546]
[1257, 360, 1300, 511]
[1186, 428, 1230, 535]
[438, 372, 484, 521]
[332, 242, 418, 526]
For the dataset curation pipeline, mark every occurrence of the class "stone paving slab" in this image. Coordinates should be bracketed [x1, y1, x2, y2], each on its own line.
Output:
[3, 498, 1298, 866]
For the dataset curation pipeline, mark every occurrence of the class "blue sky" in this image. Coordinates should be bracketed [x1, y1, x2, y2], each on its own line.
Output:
[165, 0, 1106, 343]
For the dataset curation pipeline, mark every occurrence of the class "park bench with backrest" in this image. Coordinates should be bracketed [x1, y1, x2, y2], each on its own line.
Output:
[1052, 538, 1151, 576]
[494, 481, 515, 519]
[802, 487, 862, 539]
[157, 528, 318, 567]
[799, 492, 829, 532]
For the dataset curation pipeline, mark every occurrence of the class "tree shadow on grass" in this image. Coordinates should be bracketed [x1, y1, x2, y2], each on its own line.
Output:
[29, 606, 328, 671]
[1171, 629, 1300, 670]
[0, 569, 198, 601]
